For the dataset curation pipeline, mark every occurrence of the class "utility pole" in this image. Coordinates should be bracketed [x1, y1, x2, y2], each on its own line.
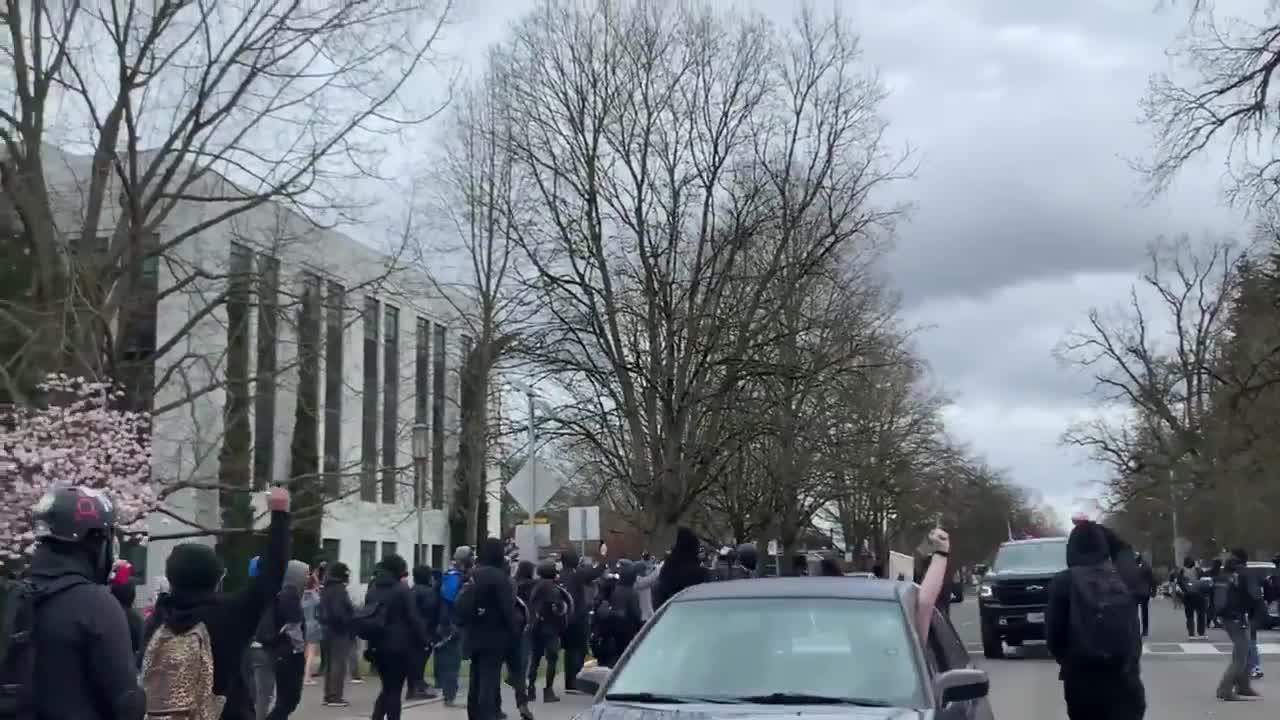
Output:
[528, 390, 537, 525]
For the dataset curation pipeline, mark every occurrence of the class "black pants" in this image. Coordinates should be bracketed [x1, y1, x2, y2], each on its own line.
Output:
[322, 634, 352, 703]
[528, 629, 561, 691]
[408, 644, 433, 696]
[1183, 594, 1206, 636]
[1063, 669, 1146, 720]
[371, 651, 410, 720]
[467, 651, 505, 720]
[505, 633, 530, 706]
[1137, 599, 1150, 637]
[561, 622, 588, 691]
[266, 653, 305, 720]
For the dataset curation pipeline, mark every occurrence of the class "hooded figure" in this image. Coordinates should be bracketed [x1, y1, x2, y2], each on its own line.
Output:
[557, 546, 606, 692]
[653, 527, 709, 608]
[463, 539, 520, 720]
[1045, 521, 1146, 720]
[527, 559, 568, 702]
[143, 492, 292, 720]
[609, 560, 643, 645]
[362, 554, 430, 720]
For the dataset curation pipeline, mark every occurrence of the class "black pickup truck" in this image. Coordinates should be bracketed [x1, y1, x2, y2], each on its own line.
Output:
[977, 536, 1068, 659]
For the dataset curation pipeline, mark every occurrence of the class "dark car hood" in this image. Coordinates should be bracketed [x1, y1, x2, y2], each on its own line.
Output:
[588, 701, 930, 720]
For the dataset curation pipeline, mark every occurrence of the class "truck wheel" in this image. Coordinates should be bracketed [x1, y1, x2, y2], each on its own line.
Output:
[981, 620, 1004, 659]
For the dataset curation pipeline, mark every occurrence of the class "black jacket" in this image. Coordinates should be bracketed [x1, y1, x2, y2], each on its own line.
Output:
[411, 582, 439, 642]
[319, 579, 355, 636]
[143, 510, 290, 720]
[1046, 522, 1141, 673]
[606, 568, 643, 636]
[110, 581, 146, 661]
[363, 571, 429, 656]
[558, 550, 605, 627]
[28, 544, 146, 720]
[654, 529, 709, 609]
[463, 562, 520, 656]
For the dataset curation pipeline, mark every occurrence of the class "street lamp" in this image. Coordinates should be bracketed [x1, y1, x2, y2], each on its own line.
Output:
[412, 422, 430, 565]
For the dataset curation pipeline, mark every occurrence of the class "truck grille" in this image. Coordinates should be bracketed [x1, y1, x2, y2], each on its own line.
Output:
[995, 580, 1049, 605]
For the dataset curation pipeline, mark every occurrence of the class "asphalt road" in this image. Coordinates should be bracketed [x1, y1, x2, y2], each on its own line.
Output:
[952, 593, 1277, 717]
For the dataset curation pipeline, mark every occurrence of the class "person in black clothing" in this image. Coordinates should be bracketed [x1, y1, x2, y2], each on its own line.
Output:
[1134, 553, 1155, 637]
[1175, 557, 1207, 639]
[319, 562, 356, 707]
[1045, 520, 1145, 720]
[557, 547, 605, 692]
[144, 487, 292, 720]
[110, 578, 146, 661]
[733, 544, 758, 579]
[462, 538, 521, 720]
[1216, 550, 1260, 700]
[16, 486, 146, 720]
[1206, 559, 1224, 627]
[819, 558, 843, 577]
[264, 560, 309, 720]
[527, 560, 567, 704]
[364, 554, 429, 720]
[606, 561, 643, 655]
[407, 565, 439, 701]
[653, 527, 709, 609]
[507, 560, 537, 718]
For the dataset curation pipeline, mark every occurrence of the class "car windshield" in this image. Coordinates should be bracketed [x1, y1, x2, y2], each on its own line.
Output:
[992, 541, 1066, 573]
[605, 597, 925, 707]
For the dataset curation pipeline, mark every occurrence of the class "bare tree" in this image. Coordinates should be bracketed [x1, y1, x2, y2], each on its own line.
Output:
[494, 0, 905, 545]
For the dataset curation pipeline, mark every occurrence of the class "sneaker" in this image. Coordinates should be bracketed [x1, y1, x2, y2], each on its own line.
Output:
[518, 704, 535, 720]
[323, 700, 350, 708]
[351, 678, 364, 684]
[543, 689, 560, 703]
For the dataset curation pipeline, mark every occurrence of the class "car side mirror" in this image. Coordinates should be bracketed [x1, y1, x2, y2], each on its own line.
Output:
[935, 668, 989, 705]
[575, 666, 611, 696]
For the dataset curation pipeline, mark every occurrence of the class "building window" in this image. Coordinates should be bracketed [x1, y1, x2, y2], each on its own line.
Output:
[324, 281, 345, 498]
[381, 305, 399, 504]
[293, 273, 322, 497]
[431, 544, 444, 570]
[361, 297, 379, 502]
[360, 540, 377, 583]
[253, 254, 280, 490]
[321, 538, 341, 565]
[415, 318, 430, 424]
[431, 323, 447, 510]
[382, 541, 398, 560]
[118, 234, 159, 412]
[413, 544, 427, 567]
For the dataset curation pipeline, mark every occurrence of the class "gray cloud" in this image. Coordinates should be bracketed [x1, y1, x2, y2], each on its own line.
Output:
[441, 0, 1253, 519]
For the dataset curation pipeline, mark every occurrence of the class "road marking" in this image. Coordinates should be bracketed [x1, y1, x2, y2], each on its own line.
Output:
[964, 642, 1280, 656]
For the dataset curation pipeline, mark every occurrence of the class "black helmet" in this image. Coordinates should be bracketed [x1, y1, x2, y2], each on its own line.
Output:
[32, 486, 116, 543]
[537, 560, 558, 579]
[736, 543, 758, 570]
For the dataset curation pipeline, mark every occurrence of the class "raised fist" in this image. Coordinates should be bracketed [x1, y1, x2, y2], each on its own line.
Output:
[928, 528, 950, 554]
[268, 486, 291, 513]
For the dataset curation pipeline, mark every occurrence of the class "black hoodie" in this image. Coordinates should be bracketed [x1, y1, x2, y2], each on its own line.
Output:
[28, 543, 146, 720]
[1046, 522, 1141, 671]
[559, 548, 606, 628]
[607, 561, 643, 633]
[363, 567, 428, 656]
[654, 528, 709, 609]
[111, 580, 146, 659]
[463, 539, 520, 656]
[142, 510, 291, 720]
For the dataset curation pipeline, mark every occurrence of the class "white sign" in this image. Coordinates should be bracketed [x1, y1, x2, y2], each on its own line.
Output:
[767, 540, 779, 556]
[514, 522, 553, 563]
[506, 455, 564, 515]
[568, 505, 601, 542]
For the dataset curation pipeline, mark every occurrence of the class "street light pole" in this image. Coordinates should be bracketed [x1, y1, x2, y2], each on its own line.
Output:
[412, 422, 430, 566]
[527, 390, 537, 525]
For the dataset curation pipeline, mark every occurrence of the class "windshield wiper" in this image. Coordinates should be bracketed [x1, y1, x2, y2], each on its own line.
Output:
[734, 693, 892, 707]
[604, 692, 740, 704]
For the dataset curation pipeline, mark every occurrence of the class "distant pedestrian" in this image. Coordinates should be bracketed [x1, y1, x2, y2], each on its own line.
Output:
[319, 562, 356, 708]
[364, 553, 429, 720]
[1175, 557, 1207, 639]
[1134, 554, 1154, 637]
[1212, 550, 1260, 701]
[435, 546, 474, 706]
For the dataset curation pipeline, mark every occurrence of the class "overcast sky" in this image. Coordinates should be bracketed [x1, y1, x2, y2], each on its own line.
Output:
[426, 0, 1253, 527]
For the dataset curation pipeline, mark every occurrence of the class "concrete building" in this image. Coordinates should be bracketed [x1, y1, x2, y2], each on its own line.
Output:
[34, 147, 501, 596]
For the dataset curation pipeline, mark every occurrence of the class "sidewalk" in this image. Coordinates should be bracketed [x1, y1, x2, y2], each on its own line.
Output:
[297, 679, 443, 720]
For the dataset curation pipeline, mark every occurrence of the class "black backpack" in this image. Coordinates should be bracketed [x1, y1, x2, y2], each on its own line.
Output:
[1212, 572, 1246, 619]
[352, 601, 388, 644]
[454, 582, 481, 626]
[0, 576, 87, 720]
[1067, 563, 1139, 665]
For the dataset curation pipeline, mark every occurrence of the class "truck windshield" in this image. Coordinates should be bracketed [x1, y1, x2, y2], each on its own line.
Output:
[992, 541, 1066, 573]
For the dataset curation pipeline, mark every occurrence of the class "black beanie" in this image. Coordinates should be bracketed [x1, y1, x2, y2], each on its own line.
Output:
[166, 543, 226, 592]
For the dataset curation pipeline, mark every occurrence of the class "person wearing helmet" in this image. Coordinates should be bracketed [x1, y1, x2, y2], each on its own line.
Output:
[712, 546, 737, 581]
[3, 486, 146, 720]
[527, 559, 569, 704]
[732, 544, 759, 580]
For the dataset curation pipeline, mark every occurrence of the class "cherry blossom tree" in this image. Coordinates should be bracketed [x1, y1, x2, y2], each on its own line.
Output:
[0, 375, 154, 562]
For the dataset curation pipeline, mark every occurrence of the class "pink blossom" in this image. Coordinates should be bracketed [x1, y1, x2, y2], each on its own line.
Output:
[0, 375, 155, 562]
